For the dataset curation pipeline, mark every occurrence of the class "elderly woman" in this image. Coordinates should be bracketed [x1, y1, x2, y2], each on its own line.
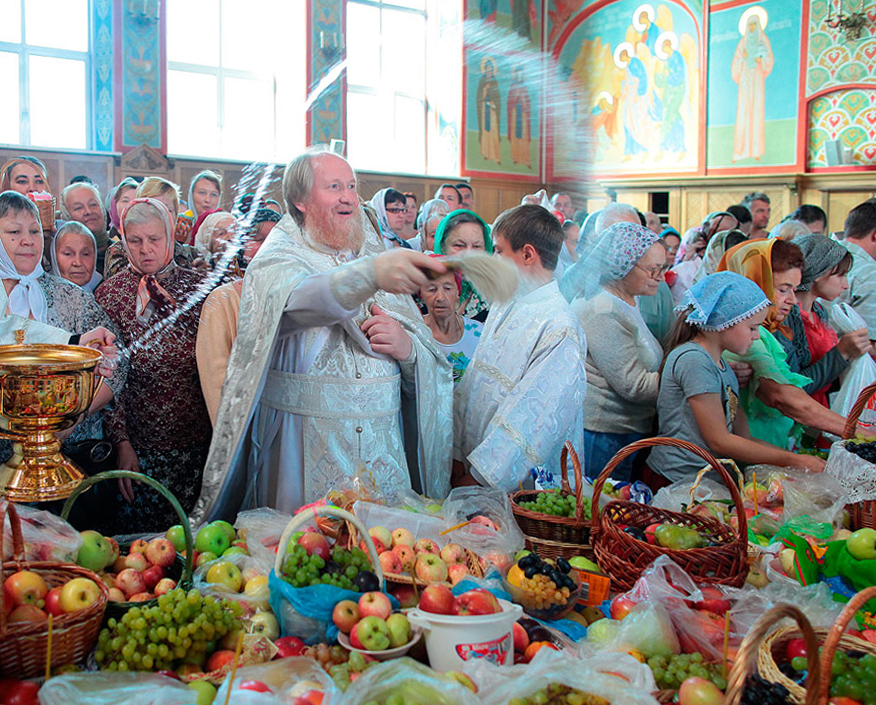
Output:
[408, 198, 449, 252]
[196, 208, 278, 424]
[768, 219, 810, 241]
[718, 239, 871, 448]
[96, 198, 211, 531]
[670, 211, 739, 304]
[778, 233, 870, 407]
[0, 191, 123, 464]
[104, 177, 200, 279]
[187, 170, 222, 220]
[51, 221, 102, 292]
[194, 211, 235, 258]
[369, 188, 411, 249]
[418, 266, 483, 384]
[433, 210, 493, 321]
[572, 222, 667, 480]
[59, 182, 111, 273]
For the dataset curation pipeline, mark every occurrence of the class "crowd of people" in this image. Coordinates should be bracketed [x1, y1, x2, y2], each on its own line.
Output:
[2, 150, 876, 530]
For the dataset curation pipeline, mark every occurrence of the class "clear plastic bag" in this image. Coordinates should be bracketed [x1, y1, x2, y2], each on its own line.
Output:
[824, 440, 876, 504]
[192, 551, 269, 616]
[479, 646, 660, 705]
[652, 476, 731, 512]
[38, 672, 194, 705]
[830, 302, 876, 423]
[353, 501, 448, 548]
[745, 464, 850, 527]
[339, 657, 480, 705]
[213, 656, 340, 705]
[441, 487, 525, 568]
[0, 500, 82, 563]
[234, 508, 293, 575]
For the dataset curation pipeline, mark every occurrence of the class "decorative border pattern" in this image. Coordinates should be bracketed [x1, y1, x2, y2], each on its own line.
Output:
[808, 87, 876, 167]
[806, 0, 876, 96]
[309, 0, 345, 145]
[119, 7, 162, 149]
[93, 0, 113, 151]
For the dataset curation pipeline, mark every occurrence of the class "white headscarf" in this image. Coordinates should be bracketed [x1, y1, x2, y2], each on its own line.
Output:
[50, 222, 103, 293]
[0, 203, 47, 322]
[195, 211, 234, 256]
[368, 188, 409, 247]
[187, 171, 222, 219]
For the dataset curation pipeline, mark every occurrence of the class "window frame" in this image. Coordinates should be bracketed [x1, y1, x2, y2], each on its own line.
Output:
[0, 0, 93, 149]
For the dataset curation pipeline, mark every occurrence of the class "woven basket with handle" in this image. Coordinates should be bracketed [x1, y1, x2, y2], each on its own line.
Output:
[842, 381, 876, 530]
[509, 441, 593, 560]
[0, 502, 109, 678]
[724, 603, 820, 705]
[591, 437, 748, 592]
[818, 586, 876, 704]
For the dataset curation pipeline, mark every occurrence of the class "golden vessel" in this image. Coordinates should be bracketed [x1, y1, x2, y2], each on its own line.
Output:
[0, 344, 104, 502]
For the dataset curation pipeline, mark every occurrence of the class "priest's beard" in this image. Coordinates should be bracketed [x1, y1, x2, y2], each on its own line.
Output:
[305, 208, 365, 253]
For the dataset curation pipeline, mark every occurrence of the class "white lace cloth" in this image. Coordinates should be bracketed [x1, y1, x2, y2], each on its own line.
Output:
[823, 439, 876, 503]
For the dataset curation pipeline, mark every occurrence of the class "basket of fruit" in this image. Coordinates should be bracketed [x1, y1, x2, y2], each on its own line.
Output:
[60, 470, 194, 619]
[818, 585, 876, 704]
[724, 603, 820, 705]
[836, 381, 876, 531]
[509, 441, 592, 560]
[0, 502, 109, 678]
[502, 552, 582, 620]
[591, 437, 748, 592]
[345, 522, 484, 589]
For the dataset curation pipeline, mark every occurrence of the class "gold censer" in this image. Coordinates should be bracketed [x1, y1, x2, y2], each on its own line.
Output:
[0, 344, 104, 501]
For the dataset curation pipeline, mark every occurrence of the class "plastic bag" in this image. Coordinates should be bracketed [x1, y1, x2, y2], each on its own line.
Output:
[0, 500, 82, 563]
[38, 673, 193, 705]
[193, 551, 269, 615]
[745, 464, 850, 528]
[824, 440, 876, 504]
[338, 657, 480, 705]
[830, 302, 876, 423]
[441, 487, 525, 568]
[213, 657, 341, 705]
[353, 500, 448, 548]
[235, 508, 293, 575]
[479, 646, 660, 705]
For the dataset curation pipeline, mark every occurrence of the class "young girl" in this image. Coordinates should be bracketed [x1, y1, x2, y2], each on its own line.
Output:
[648, 271, 825, 484]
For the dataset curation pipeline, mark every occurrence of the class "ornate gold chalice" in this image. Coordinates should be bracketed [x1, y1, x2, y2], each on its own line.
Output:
[0, 344, 104, 502]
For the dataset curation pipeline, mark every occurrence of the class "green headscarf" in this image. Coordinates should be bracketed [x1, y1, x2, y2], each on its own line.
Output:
[432, 210, 493, 255]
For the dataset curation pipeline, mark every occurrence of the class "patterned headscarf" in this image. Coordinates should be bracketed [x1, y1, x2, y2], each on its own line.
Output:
[433, 209, 493, 255]
[50, 222, 103, 293]
[693, 229, 748, 284]
[794, 232, 850, 291]
[416, 199, 450, 236]
[717, 239, 789, 333]
[676, 271, 770, 331]
[194, 211, 234, 256]
[120, 198, 177, 326]
[369, 188, 411, 249]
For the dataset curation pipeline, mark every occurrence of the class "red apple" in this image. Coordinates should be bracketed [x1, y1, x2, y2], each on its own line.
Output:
[368, 526, 393, 550]
[379, 551, 403, 574]
[418, 584, 456, 615]
[4, 570, 48, 606]
[448, 564, 470, 585]
[414, 538, 439, 555]
[389, 584, 417, 609]
[274, 636, 306, 658]
[105, 537, 120, 564]
[349, 622, 365, 649]
[298, 532, 330, 560]
[361, 537, 386, 555]
[141, 565, 166, 591]
[692, 586, 731, 615]
[206, 649, 237, 672]
[124, 553, 149, 572]
[112, 556, 128, 573]
[415, 553, 448, 582]
[8, 604, 47, 623]
[645, 523, 661, 546]
[107, 588, 126, 602]
[332, 599, 360, 634]
[44, 587, 64, 617]
[129, 539, 149, 555]
[678, 676, 724, 705]
[454, 588, 501, 616]
[239, 680, 273, 694]
[154, 578, 177, 596]
[610, 593, 638, 621]
[358, 591, 392, 621]
[391, 527, 415, 548]
[129, 592, 154, 602]
[513, 621, 530, 653]
[116, 568, 147, 598]
[469, 515, 498, 531]
[392, 545, 416, 571]
[440, 543, 467, 566]
[146, 538, 177, 568]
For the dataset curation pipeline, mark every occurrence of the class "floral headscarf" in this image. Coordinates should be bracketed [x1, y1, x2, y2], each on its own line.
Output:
[120, 198, 177, 325]
[369, 188, 411, 249]
[676, 271, 770, 331]
[693, 229, 748, 284]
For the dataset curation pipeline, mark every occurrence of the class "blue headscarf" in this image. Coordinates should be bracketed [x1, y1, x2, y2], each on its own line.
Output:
[675, 271, 770, 331]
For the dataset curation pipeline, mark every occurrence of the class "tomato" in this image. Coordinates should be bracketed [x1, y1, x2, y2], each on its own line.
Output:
[786, 637, 808, 661]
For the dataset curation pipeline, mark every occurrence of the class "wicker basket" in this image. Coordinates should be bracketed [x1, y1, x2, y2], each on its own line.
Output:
[59, 470, 194, 619]
[591, 437, 748, 592]
[818, 586, 876, 704]
[724, 604, 820, 705]
[841, 382, 876, 530]
[510, 441, 593, 560]
[0, 502, 109, 678]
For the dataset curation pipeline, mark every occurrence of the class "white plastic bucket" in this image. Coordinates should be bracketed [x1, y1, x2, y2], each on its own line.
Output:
[407, 598, 523, 673]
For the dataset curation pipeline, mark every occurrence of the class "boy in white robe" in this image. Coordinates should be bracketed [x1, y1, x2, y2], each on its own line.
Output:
[454, 205, 587, 491]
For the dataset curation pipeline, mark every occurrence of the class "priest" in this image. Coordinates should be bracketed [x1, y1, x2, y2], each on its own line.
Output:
[192, 148, 454, 522]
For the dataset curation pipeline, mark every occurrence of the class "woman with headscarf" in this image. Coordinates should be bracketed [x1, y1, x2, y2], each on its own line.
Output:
[51, 221, 102, 292]
[106, 177, 138, 243]
[778, 233, 870, 407]
[95, 198, 211, 533]
[768, 219, 810, 241]
[692, 229, 749, 284]
[368, 188, 411, 250]
[408, 198, 450, 252]
[717, 238, 869, 447]
[572, 222, 668, 480]
[433, 210, 493, 322]
[670, 211, 739, 304]
[186, 170, 222, 221]
[0, 191, 124, 463]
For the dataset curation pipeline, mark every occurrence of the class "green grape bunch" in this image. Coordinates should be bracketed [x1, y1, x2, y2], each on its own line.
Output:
[519, 489, 591, 519]
[647, 652, 728, 692]
[95, 588, 243, 673]
[281, 544, 374, 590]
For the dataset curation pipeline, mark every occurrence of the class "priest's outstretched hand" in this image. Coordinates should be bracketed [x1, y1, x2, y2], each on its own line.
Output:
[373, 248, 447, 295]
[362, 305, 412, 361]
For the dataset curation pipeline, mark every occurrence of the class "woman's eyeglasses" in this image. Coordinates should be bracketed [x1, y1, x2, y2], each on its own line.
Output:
[386, 207, 407, 214]
[636, 262, 671, 279]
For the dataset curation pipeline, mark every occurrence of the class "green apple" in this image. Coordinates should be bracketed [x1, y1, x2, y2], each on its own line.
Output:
[209, 520, 236, 545]
[165, 525, 187, 553]
[569, 556, 601, 573]
[513, 549, 531, 562]
[196, 551, 218, 568]
[847, 528, 876, 560]
[222, 547, 247, 556]
[205, 561, 243, 592]
[195, 525, 230, 556]
[586, 618, 619, 645]
[77, 530, 113, 572]
[354, 616, 391, 651]
[187, 680, 217, 705]
[386, 612, 411, 648]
